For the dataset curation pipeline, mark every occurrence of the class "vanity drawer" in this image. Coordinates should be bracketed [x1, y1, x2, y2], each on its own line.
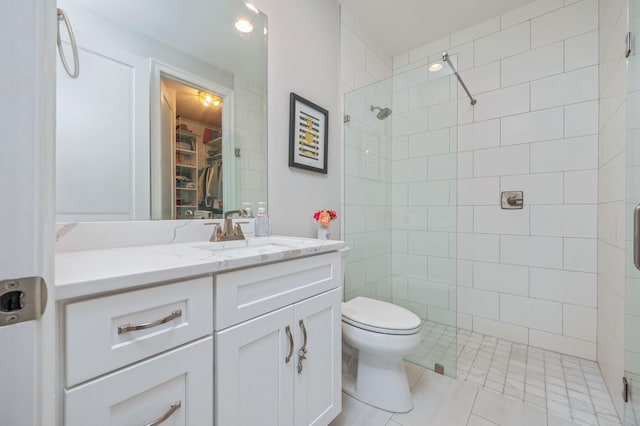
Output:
[65, 337, 213, 426]
[65, 276, 213, 387]
[215, 252, 340, 330]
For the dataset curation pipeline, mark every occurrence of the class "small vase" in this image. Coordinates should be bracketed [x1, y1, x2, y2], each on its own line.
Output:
[317, 225, 331, 240]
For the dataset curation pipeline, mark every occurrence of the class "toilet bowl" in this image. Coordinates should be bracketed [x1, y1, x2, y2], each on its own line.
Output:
[341, 296, 422, 413]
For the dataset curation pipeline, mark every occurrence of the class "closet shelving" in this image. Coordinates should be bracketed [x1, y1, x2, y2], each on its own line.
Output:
[175, 129, 198, 219]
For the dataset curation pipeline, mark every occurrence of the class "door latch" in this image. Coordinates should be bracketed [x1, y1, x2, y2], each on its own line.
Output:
[0, 277, 47, 327]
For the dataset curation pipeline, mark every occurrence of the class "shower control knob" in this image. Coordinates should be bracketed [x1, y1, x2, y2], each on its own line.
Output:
[501, 191, 524, 210]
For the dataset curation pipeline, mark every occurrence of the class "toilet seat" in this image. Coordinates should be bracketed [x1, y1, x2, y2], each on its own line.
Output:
[342, 297, 421, 335]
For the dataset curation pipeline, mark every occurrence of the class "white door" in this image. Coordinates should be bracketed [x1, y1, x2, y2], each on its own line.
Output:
[215, 306, 295, 426]
[154, 80, 176, 219]
[293, 289, 342, 426]
[0, 1, 56, 426]
[56, 0, 150, 222]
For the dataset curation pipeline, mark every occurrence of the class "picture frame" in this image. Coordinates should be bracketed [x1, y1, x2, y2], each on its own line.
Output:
[289, 92, 329, 174]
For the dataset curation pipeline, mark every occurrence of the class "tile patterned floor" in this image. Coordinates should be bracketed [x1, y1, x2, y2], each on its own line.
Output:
[331, 366, 580, 426]
[335, 321, 622, 426]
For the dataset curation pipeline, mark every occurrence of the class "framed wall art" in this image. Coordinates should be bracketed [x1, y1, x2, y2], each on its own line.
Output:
[289, 92, 329, 174]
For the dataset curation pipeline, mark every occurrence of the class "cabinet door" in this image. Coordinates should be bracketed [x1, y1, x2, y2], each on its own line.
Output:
[65, 337, 212, 426]
[293, 288, 342, 426]
[216, 306, 294, 426]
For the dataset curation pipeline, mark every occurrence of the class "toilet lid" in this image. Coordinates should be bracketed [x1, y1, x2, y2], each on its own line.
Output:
[342, 297, 421, 335]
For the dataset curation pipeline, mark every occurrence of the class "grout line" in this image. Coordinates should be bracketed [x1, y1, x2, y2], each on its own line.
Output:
[466, 387, 482, 426]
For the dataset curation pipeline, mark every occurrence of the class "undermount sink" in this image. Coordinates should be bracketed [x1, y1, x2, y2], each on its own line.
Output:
[189, 238, 292, 255]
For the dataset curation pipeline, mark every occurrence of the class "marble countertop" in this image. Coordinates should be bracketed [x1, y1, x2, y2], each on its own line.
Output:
[55, 236, 345, 300]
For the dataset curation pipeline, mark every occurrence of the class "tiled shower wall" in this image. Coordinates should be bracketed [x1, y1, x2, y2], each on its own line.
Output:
[235, 78, 267, 208]
[391, 0, 600, 360]
[598, 0, 627, 417]
[389, 62, 459, 324]
[341, 10, 394, 301]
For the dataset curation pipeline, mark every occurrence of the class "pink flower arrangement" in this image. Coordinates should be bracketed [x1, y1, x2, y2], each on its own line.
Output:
[313, 209, 337, 227]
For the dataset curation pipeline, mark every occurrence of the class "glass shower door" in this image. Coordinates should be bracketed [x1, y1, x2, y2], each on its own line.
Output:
[343, 58, 459, 378]
[626, 0, 640, 423]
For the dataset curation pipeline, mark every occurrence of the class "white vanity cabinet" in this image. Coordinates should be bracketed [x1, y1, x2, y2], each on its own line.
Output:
[61, 276, 214, 425]
[215, 252, 342, 426]
[57, 241, 344, 426]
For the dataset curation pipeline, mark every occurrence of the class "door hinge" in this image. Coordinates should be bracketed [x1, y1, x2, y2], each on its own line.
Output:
[626, 32, 632, 58]
[623, 376, 630, 403]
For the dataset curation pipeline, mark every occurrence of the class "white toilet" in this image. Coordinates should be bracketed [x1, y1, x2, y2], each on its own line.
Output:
[341, 296, 422, 413]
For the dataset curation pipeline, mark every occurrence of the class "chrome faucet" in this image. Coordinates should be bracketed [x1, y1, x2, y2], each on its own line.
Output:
[206, 210, 247, 242]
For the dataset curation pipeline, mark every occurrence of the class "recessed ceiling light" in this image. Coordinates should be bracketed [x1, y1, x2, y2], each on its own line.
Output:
[235, 18, 253, 33]
[428, 63, 443, 72]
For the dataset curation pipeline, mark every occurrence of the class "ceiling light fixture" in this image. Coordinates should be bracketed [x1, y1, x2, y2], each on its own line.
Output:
[235, 18, 253, 33]
[199, 91, 222, 109]
[428, 63, 443, 72]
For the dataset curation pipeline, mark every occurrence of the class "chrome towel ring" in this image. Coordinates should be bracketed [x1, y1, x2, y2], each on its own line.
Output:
[56, 8, 79, 78]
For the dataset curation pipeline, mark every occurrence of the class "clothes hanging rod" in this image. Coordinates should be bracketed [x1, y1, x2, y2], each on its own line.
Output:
[442, 51, 477, 106]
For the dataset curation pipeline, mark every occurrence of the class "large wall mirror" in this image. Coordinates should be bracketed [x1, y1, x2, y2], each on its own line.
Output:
[56, 0, 267, 222]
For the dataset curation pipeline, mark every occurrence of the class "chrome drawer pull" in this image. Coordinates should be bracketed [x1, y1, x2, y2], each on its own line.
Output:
[285, 325, 293, 363]
[297, 319, 308, 374]
[144, 400, 182, 426]
[117, 309, 182, 335]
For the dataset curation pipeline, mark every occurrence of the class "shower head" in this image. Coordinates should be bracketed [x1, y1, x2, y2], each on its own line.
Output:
[370, 105, 392, 120]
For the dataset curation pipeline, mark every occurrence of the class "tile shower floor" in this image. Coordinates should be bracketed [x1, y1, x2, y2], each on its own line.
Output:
[333, 321, 621, 426]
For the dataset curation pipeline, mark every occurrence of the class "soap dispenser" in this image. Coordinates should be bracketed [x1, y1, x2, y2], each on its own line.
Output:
[255, 201, 269, 237]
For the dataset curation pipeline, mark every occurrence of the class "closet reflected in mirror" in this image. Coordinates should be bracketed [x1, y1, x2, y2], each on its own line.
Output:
[55, 0, 267, 222]
[161, 78, 224, 220]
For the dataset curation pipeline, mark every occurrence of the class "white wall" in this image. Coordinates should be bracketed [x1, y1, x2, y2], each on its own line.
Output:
[392, 0, 599, 360]
[340, 10, 394, 94]
[598, 0, 627, 417]
[252, 0, 341, 238]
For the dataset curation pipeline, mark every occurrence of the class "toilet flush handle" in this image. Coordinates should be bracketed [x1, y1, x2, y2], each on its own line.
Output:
[297, 319, 308, 374]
